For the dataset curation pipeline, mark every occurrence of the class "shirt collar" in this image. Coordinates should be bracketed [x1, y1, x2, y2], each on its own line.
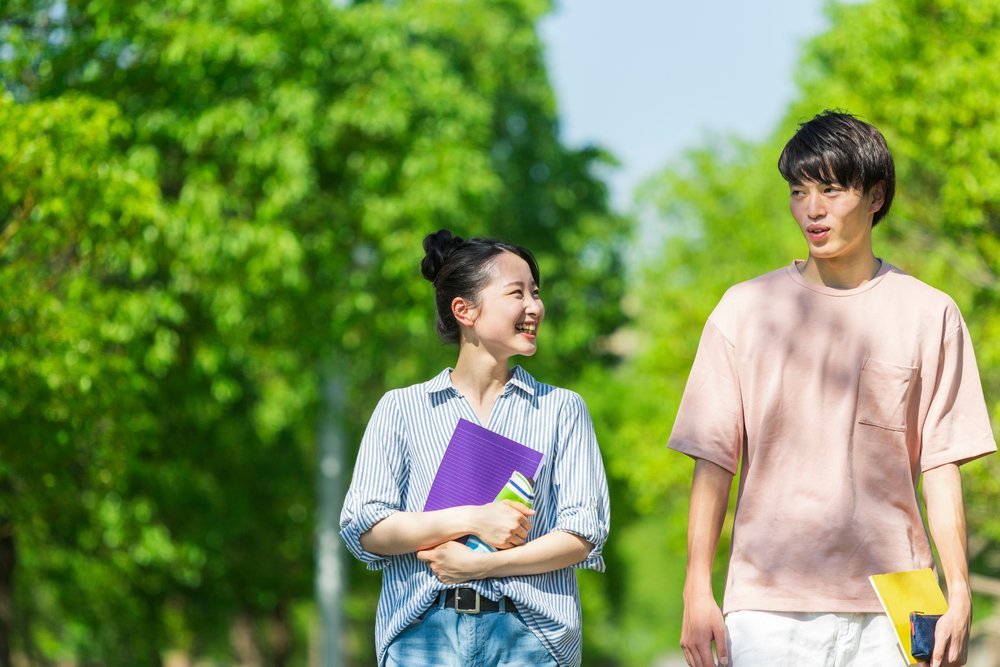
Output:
[424, 365, 537, 398]
[508, 365, 536, 397]
[425, 368, 456, 395]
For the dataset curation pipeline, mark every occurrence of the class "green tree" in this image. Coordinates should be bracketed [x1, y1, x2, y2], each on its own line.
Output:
[596, 0, 1000, 663]
[793, 0, 1000, 613]
[2, 0, 628, 663]
[0, 93, 179, 664]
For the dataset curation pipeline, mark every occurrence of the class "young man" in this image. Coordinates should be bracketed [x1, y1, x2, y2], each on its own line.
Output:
[668, 110, 996, 667]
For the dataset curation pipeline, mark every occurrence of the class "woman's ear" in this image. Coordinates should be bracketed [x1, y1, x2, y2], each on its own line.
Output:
[452, 296, 478, 327]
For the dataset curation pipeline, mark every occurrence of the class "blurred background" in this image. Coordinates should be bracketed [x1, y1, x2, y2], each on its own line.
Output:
[1, 0, 998, 665]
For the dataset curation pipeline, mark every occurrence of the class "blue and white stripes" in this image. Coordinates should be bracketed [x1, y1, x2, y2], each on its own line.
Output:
[340, 366, 610, 667]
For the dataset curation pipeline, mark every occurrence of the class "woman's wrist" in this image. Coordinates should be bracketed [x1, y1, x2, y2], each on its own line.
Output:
[441, 505, 478, 541]
[473, 549, 499, 580]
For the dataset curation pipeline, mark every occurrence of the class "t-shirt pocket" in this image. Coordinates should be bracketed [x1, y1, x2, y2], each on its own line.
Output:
[856, 358, 918, 432]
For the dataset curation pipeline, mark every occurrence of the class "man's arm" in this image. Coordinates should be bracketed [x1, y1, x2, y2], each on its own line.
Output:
[922, 463, 971, 667]
[680, 459, 733, 667]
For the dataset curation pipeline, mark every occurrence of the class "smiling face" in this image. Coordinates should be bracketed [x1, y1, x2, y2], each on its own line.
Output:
[789, 180, 884, 264]
[458, 251, 544, 361]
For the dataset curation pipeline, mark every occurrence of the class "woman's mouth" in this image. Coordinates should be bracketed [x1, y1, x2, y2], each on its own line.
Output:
[516, 323, 537, 336]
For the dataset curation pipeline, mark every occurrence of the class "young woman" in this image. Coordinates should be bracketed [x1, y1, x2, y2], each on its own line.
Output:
[340, 230, 610, 667]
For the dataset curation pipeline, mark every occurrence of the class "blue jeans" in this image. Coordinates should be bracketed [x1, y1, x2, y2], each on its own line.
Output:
[384, 594, 557, 667]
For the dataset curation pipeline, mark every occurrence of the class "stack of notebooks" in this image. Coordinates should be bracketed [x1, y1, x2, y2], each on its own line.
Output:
[423, 418, 543, 519]
[869, 568, 948, 665]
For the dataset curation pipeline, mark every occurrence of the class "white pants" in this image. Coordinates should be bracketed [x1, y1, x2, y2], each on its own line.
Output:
[725, 610, 904, 667]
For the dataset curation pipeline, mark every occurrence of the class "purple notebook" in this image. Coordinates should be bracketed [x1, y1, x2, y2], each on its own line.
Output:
[423, 419, 544, 512]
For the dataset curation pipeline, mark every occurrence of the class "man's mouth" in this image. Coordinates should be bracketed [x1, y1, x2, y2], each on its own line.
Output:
[806, 224, 830, 239]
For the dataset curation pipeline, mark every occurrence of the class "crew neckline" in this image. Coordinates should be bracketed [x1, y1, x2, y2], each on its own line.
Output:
[785, 259, 892, 297]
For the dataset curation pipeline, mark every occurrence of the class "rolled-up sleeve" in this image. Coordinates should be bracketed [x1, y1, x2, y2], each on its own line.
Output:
[340, 392, 407, 570]
[552, 392, 610, 572]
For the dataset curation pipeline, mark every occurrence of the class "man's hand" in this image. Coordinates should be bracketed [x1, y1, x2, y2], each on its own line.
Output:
[471, 500, 534, 549]
[921, 463, 973, 667]
[680, 593, 728, 667]
[919, 602, 970, 667]
[417, 541, 489, 584]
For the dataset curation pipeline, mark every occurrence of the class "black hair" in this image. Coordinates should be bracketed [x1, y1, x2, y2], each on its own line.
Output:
[421, 229, 541, 345]
[778, 110, 896, 225]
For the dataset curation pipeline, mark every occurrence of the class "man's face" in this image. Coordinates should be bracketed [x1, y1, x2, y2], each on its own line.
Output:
[788, 180, 884, 262]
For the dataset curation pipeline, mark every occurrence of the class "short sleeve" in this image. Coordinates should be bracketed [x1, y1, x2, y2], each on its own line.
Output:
[339, 392, 408, 570]
[920, 316, 997, 471]
[667, 317, 745, 475]
[552, 392, 610, 572]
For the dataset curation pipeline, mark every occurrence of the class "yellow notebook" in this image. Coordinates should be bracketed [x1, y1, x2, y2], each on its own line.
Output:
[868, 568, 948, 665]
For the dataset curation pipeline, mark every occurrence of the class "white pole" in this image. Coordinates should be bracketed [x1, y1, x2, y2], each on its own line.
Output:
[316, 365, 346, 667]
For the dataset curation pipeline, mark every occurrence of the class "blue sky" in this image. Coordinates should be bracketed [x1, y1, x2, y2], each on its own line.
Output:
[539, 1, 830, 211]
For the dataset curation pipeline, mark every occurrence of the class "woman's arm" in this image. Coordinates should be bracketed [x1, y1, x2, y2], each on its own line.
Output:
[360, 500, 534, 556]
[416, 392, 607, 582]
[416, 530, 593, 584]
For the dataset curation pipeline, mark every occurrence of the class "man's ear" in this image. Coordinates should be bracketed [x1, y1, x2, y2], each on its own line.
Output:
[452, 296, 477, 327]
[868, 181, 886, 214]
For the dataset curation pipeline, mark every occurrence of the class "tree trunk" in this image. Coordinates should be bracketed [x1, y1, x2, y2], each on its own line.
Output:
[230, 612, 263, 667]
[0, 519, 14, 667]
[271, 603, 291, 667]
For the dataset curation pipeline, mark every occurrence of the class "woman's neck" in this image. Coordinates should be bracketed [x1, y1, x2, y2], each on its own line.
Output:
[452, 350, 510, 395]
[451, 349, 512, 424]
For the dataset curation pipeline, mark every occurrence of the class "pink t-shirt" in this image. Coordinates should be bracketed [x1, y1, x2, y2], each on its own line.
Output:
[668, 261, 997, 614]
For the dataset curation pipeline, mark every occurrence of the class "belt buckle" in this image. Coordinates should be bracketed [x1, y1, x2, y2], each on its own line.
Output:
[455, 587, 481, 614]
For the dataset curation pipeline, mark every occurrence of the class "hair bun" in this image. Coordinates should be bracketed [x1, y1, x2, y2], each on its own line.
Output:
[421, 229, 464, 283]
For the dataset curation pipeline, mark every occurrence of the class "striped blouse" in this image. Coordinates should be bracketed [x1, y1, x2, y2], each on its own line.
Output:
[340, 366, 610, 666]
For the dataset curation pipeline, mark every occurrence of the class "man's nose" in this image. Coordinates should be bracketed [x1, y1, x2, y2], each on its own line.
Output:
[806, 192, 825, 217]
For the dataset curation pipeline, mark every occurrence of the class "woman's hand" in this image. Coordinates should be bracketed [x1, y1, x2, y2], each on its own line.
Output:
[417, 541, 489, 584]
[471, 500, 534, 549]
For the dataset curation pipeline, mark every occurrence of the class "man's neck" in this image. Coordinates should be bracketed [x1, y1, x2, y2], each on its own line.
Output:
[797, 254, 882, 290]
